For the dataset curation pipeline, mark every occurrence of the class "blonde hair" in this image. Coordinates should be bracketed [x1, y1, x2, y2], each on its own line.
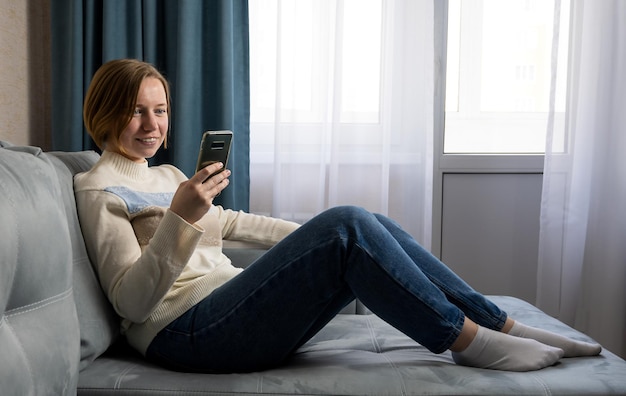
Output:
[83, 59, 171, 152]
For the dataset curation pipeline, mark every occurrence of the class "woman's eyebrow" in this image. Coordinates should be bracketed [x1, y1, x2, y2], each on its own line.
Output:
[135, 102, 168, 108]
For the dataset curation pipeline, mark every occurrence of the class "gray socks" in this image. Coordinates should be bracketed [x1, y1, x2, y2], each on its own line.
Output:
[452, 326, 564, 371]
[508, 322, 602, 358]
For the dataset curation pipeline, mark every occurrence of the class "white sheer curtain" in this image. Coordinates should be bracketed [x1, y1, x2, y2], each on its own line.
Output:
[538, 0, 626, 358]
[248, 0, 434, 245]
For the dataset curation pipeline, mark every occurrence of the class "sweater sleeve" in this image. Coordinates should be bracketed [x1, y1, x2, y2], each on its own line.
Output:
[76, 189, 203, 323]
[215, 206, 301, 247]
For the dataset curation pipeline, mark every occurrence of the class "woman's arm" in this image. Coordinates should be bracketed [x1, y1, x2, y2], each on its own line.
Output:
[217, 207, 301, 247]
[76, 190, 202, 323]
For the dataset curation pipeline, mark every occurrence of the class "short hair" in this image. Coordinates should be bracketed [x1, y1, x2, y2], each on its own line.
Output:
[83, 59, 171, 152]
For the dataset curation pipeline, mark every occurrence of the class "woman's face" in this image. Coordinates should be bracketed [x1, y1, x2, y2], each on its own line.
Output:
[112, 77, 169, 162]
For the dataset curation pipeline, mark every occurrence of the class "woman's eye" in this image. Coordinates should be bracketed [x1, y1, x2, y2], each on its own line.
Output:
[155, 109, 167, 115]
[133, 109, 142, 115]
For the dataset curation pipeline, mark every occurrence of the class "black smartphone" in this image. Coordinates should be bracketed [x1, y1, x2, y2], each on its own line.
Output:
[196, 130, 233, 181]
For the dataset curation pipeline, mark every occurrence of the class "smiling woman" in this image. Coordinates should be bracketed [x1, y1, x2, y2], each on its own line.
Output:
[113, 77, 169, 162]
[71, 57, 602, 375]
[82, 60, 172, 160]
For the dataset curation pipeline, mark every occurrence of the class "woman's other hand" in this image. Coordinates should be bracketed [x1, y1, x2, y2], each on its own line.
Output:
[169, 162, 230, 224]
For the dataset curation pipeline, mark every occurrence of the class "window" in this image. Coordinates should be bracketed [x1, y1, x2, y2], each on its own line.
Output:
[444, 0, 570, 154]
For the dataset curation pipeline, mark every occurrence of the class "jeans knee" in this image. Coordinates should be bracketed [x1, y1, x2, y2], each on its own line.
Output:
[322, 206, 382, 241]
[324, 205, 371, 223]
[373, 212, 400, 229]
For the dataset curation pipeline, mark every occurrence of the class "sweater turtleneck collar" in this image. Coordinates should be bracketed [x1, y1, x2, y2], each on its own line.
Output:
[101, 150, 151, 181]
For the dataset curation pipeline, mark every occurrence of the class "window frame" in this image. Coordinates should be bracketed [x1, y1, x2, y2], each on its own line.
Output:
[431, 1, 545, 257]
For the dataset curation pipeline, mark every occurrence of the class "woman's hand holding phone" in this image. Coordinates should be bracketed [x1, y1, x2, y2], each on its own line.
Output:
[170, 162, 230, 225]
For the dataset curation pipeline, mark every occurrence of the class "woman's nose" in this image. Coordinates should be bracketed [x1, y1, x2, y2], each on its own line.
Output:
[142, 113, 158, 130]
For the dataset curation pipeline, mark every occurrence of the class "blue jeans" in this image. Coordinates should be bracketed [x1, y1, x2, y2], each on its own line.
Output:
[146, 206, 507, 373]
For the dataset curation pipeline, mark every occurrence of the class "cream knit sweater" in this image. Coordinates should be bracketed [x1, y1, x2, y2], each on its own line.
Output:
[74, 151, 299, 355]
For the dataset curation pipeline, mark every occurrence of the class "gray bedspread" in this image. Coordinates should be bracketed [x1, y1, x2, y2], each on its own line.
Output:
[78, 295, 626, 395]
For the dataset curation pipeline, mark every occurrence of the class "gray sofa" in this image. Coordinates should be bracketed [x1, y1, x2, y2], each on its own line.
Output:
[2, 142, 626, 396]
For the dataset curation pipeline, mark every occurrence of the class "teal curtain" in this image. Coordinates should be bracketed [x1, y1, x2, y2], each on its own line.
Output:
[50, 0, 250, 211]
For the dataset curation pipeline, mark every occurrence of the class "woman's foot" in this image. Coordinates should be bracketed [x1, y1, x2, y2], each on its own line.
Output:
[452, 325, 564, 371]
[506, 320, 602, 357]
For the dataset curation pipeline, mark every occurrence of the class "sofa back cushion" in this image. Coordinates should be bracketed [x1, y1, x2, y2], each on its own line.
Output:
[0, 146, 80, 394]
[47, 150, 120, 370]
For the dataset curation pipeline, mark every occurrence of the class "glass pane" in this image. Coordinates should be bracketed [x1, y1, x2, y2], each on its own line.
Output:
[444, 0, 569, 154]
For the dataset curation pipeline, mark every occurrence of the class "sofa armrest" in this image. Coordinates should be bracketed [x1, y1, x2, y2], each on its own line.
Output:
[222, 240, 268, 269]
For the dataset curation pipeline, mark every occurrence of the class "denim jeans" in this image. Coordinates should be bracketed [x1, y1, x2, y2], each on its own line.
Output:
[146, 206, 507, 373]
